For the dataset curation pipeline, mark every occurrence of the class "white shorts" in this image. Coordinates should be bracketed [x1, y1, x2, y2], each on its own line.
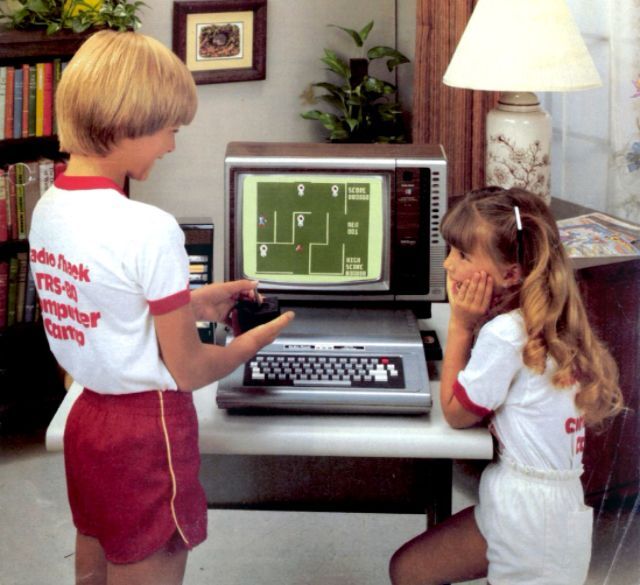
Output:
[475, 458, 593, 585]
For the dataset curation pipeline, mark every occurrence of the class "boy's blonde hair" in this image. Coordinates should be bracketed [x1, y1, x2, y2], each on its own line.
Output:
[56, 30, 198, 156]
[441, 187, 624, 427]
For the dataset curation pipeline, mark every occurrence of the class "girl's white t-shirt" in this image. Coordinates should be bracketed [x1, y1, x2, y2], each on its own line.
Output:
[454, 310, 586, 471]
[29, 175, 190, 394]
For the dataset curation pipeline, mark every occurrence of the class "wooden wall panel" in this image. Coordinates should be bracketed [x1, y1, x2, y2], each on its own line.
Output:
[413, 0, 496, 198]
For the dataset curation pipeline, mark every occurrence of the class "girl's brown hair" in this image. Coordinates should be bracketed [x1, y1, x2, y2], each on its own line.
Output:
[441, 187, 623, 427]
[56, 30, 198, 156]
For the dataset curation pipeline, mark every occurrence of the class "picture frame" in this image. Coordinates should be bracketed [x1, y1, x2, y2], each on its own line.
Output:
[172, 0, 267, 85]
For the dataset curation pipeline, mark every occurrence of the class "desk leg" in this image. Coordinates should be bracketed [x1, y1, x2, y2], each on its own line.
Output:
[422, 459, 453, 530]
[419, 459, 453, 585]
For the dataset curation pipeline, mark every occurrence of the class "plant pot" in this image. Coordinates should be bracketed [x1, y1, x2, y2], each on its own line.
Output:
[349, 58, 368, 88]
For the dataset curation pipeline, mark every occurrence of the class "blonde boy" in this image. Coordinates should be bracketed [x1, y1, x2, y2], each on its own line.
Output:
[30, 30, 293, 585]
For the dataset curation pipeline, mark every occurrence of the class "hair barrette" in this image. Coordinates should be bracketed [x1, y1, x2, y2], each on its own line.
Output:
[514, 206, 524, 265]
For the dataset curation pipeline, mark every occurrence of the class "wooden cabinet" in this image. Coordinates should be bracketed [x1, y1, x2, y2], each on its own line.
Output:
[551, 199, 640, 509]
[0, 28, 91, 433]
[578, 258, 640, 508]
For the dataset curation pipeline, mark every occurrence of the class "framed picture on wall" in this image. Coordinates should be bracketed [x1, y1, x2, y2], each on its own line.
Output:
[172, 0, 267, 85]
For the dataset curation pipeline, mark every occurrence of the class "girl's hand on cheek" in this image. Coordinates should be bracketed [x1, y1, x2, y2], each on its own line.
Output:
[449, 271, 493, 332]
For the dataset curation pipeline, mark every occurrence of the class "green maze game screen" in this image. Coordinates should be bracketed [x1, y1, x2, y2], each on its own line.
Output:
[241, 174, 385, 284]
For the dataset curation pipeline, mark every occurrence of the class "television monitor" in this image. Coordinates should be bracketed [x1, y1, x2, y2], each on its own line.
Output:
[225, 142, 447, 316]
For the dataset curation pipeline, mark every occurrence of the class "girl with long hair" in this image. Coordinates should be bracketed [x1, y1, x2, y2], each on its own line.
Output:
[389, 187, 623, 585]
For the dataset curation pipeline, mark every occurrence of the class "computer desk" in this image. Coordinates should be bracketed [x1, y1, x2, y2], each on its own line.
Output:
[43, 197, 640, 520]
[46, 302, 493, 527]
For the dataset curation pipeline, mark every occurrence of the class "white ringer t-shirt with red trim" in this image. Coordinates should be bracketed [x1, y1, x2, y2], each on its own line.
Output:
[28, 175, 190, 395]
[454, 310, 586, 471]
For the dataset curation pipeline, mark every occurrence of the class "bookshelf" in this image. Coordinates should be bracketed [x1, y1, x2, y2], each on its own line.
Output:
[0, 27, 92, 433]
[180, 219, 215, 344]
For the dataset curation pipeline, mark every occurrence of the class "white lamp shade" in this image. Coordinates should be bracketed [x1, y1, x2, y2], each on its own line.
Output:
[443, 0, 601, 92]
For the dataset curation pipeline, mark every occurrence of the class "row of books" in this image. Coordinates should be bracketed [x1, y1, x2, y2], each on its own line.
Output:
[0, 157, 68, 242]
[0, 252, 39, 330]
[1, 59, 68, 141]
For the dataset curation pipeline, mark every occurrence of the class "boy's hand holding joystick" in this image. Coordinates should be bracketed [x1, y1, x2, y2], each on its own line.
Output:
[234, 294, 281, 333]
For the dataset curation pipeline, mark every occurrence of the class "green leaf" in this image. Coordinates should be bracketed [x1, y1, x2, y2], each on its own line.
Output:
[320, 49, 350, 79]
[363, 77, 396, 95]
[377, 106, 402, 122]
[346, 92, 365, 106]
[329, 24, 363, 47]
[367, 46, 395, 59]
[329, 128, 349, 141]
[301, 110, 326, 121]
[71, 16, 92, 32]
[385, 56, 411, 72]
[362, 78, 395, 98]
[345, 117, 359, 132]
[304, 111, 350, 138]
[358, 21, 374, 43]
[367, 46, 410, 71]
[24, 0, 50, 14]
[9, 7, 29, 24]
[46, 20, 60, 33]
[316, 112, 342, 129]
[377, 133, 406, 144]
[328, 21, 375, 48]
[362, 77, 385, 94]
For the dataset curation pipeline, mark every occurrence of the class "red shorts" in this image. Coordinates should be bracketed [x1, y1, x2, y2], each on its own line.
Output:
[64, 388, 207, 564]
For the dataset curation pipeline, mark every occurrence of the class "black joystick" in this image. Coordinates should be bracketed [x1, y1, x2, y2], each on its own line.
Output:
[235, 296, 281, 333]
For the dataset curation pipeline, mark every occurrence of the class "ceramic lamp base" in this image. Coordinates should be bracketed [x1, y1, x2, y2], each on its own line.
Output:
[485, 91, 551, 205]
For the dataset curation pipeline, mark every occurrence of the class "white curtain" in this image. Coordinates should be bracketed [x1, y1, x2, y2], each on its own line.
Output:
[543, 0, 640, 223]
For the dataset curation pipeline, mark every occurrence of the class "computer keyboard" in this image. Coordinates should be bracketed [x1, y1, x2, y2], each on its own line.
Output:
[217, 307, 431, 413]
[244, 353, 406, 389]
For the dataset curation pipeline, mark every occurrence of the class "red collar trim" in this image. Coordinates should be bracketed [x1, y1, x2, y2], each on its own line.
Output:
[54, 174, 127, 196]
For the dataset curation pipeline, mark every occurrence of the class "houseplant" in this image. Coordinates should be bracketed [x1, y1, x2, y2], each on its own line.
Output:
[0, 0, 145, 34]
[301, 21, 410, 143]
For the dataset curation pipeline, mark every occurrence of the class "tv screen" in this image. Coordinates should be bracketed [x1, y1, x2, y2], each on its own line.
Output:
[237, 173, 388, 290]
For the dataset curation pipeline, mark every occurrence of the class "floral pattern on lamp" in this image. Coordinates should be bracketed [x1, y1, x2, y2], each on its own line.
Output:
[485, 95, 552, 205]
[486, 134, 550, 202]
